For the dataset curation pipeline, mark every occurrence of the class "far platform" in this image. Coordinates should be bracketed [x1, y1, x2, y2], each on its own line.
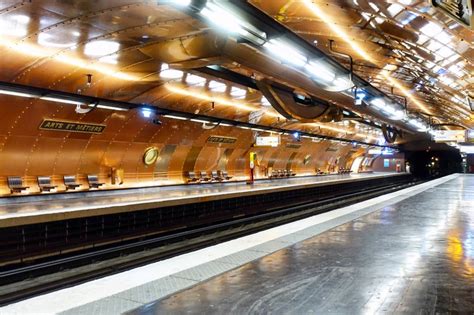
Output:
[0, 172, 404, 227]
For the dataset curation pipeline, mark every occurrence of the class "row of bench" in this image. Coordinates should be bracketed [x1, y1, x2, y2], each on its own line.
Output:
[269, 169, 296, 178]
[337, 168, 353, 174]
[187, 170, 232, 183]
[7, 175, 104, 194]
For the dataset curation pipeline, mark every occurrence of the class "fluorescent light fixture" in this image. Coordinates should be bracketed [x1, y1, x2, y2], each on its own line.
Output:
[263, 39, 307, 68]
[219, 122, 234, 127]
[261, 96, 271, 106]
[84, 40, 120, 57]
[389, 109, 405, 120]
[40, 96, 83, 105]
[163, 114, 188, 120]
[437, 46, 455, 58]
[370, 98, 385, 108]
[387, 3, 404, 16]
[185, 74, 206, 85]
[230, 87, 246, 97]
[208, 80, 227, 92]
[420, 22, 443, 36]
[306, 61, 335, 82]
[160, 63, 184, 79]
[199, 1, 266, 45]
[332, 77, 352, 91]
[96, 104, 128, 111]
[0, 89, 35, 98]
[190, 118, 211, 124]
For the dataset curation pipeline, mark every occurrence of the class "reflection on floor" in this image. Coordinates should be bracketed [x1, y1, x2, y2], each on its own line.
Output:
[129, 175, 474, 314]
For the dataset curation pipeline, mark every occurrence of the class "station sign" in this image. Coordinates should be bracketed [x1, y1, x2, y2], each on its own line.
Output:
[207, 135, 237, 144]
[368, 148, 394, 155]
[431, 130, 466, 143]
[39, 119, 105, 134]
[430, 0, 473, 29]
[286, 143, 301, 149]
[255, 136, 279, 147]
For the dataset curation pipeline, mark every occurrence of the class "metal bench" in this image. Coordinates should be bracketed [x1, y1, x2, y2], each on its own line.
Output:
[220, 170, 232, 181]
[64, 175, 81, 190]
[186, 171, 200, 183]
[37, 176, 57, 192]
[199, 171, 210, 182]
[7, 176, 29, 194]
[87, 174, 105, 189]
[211, 170, 221, 181]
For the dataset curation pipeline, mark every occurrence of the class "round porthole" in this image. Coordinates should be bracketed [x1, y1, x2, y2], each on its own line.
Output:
[143, 147, 159, 165]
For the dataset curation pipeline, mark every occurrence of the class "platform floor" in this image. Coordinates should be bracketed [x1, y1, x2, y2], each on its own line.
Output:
[0, 172, 399, 227]
[125, 174, 474, 314]
[2, 174, 469, 315]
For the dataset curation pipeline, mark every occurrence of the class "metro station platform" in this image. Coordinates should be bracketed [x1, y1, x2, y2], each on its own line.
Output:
[0, 172, 400, 227]
[2, 173, 472, 314]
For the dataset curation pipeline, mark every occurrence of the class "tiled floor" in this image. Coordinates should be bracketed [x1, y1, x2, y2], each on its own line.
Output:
[126, 174, 474, 314]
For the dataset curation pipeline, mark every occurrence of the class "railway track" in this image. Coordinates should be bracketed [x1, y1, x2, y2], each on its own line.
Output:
[0, 176, 422, 305]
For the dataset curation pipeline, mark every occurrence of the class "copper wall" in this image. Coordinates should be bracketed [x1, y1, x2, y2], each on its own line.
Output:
[0, 95, 368, 195]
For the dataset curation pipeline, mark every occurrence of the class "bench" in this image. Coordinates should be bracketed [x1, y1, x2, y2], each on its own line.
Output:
[199, 171, 210, 182]
[186, 171, 200, 183]
[211, 170, 221, 181]
[7, 176, 29, 194]
[64, 175, 81, 190]
[37, 176, 57, 192]
[220, 170, 232, 181]
[87, 174, 105, 189]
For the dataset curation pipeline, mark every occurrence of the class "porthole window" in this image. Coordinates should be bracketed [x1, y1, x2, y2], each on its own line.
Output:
[143, 147, 159, 165]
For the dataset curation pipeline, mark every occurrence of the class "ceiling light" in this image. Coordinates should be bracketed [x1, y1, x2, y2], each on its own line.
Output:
[420, 22, 443, 36]
[199, 1, 266, 45]
[190, 118, 211, 123]
[185, 74, 206, 85]
[159, 64, 184, 79]
[387, 3, 404, 16]
[141, 108, 153, 118]
[0, 89, 35, 98]
[163, 114, 188, 120]
[208, 80, 227, 92]
[437, 46, 455, 58]
[306, 61, 336, 82]
[370, 98, 385, 108]
[436, 31, 452, 44]
[263, 39, 307, 68]
[230, 87, 246, 97]
[84, 40, 120, 57]
[261, 96, 271, 106]
[95, 104, 128, 111]
[332, 77, 353, 91]
[40, 96, 83, 105]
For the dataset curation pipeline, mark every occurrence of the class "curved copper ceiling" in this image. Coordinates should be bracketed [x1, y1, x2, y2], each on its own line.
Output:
[250, 0, 473, 127]
[0, 0, 471, 144]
